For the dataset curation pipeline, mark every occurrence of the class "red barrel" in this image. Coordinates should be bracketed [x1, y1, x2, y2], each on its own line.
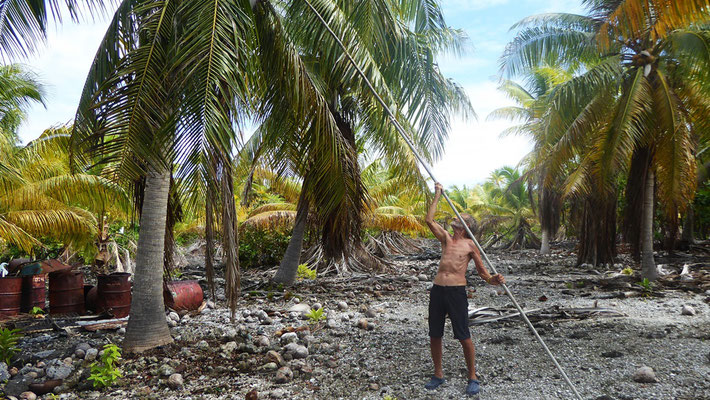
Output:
[21, 274, 46, 313]
[49, 270, 85, 315]
[164, 280, 203, 311]
[0, 277, 22, 318]
[96, 273, 131, 318]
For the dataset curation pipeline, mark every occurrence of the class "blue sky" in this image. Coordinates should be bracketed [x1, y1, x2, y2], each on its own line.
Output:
[17, 0, 584, 187]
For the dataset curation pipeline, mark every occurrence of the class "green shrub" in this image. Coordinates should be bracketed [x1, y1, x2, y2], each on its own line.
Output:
[297, 263, 316, 280]
[621, 267, 634, 276]
[29, 307, 44, 315]
[0, 328, 21, 365]
[239, 226, 292, 268]
[88, 344, 123, 389]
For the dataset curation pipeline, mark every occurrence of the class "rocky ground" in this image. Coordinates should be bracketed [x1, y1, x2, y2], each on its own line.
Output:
[2, 241, 709, 400]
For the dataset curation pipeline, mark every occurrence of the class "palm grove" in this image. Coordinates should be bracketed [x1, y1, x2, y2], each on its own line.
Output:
[0, 0, 708, 353]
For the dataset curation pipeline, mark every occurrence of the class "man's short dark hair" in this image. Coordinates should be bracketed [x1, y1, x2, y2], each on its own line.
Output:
[451, 213, 478, 239]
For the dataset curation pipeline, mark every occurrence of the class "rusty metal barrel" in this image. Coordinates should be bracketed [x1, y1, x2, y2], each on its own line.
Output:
[49, 270, 85, 315]
[96, 273, 131, 318]
[164, 280, 203, 311]
[0, 276, 23, 318]
[21, 274, 46, 313]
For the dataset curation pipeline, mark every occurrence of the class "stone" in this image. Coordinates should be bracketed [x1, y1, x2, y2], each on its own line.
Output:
[681, 305, 696, 316]
[632, 366, 658, 383]
[369, 383, 380, 390]
[270, 388, 287, 398]
[75, 343, 92, 353]
[84, 348, 98, 362]
[364, 308, 377, 318]
[275, 366, 293, 383]
[221, 341, 238, 355]
[206, 300, 216, 309]
[337, 301, 348, 310]
[167, 373, 183, 389]
[196, 340, 210, 351]
[357, 318, 373, 330]
[280, 332, 298, 345]
[261, 362, 278, 371]
[158, 364, 176, 377]
[9, 366, 18, 376]
[601, 350, 623, 358]
[19, 392, 36, 400]
[169, 311, 180, 321]
[284, 343, 308, 359]
[0, 362, 10, 382]
[4, 376, 31, 397]
[255, 336, 270, 347]
[167, 319, 178, 328]
[418, 274, 428, 281]
[312, 303, 322, 310]
[266, 350, 285, 366]
[74, 349, 86, 359]
[326, 319, 337, 329]
[287, 304, 310, 316]
[46, 359, 74, 380]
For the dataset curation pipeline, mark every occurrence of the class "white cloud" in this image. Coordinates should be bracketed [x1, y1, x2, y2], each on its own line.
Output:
[431, 80, 532, 187]
[18, 16, 113, 143]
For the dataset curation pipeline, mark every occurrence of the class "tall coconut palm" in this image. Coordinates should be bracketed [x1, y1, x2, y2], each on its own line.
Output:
[488, 66, 573, 254]
[257, 0, 472, 284]
[73, 0, 421, 350]
[502, 0, 710, 277]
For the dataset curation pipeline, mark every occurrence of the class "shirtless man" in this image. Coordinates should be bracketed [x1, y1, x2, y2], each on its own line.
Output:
[424, 182, 505, 396]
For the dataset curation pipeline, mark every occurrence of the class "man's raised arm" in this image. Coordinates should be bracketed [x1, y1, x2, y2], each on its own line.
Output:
[426, 182, 448, 243]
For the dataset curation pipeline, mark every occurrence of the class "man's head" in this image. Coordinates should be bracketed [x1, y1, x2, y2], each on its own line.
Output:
[451, 214, 478, 239]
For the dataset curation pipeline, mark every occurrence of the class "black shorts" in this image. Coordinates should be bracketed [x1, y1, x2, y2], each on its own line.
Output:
[428, 284, 470, 340]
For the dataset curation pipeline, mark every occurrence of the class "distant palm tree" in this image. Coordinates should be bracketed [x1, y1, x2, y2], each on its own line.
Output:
[502, 0, 710, 277]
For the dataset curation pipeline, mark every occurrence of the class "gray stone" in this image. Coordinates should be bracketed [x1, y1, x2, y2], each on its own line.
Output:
[632, 366, 658, 383]
[196, 340, 210, 351]
[31, 350, 61, 362]
[271, 388, 287, 399]
[74, 349, 86, 359]
[255, 336, 270, 347]
[681, 305, 696, 316]
[326, 319, 338, 329]
[287, 304, 310, 315]
[418, 274, 428, 281]
[167, 373, 183, 389]
[312, 303, 322, 310]
[221, 341, 238, 355]
[280, 332, 298, 345]
[4, 376, 31, 397]
[284, 343, 308, 359]
[45, 359, 73, 380]
[168, 311, 180, 322]
[364, 308, 377, 318]
[337, 301, 348, 310]
[75, 343, 91, 353]
[0, 362, 9, 382]
[206, 300, 216, 309]
[158, 364, 175, 377]
[275, 366, 293, 383]
[84, 348, 98, 362]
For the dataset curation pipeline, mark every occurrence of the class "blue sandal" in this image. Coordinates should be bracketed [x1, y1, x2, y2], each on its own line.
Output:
[425, 376, 446, 390]
[466, 379, 480, 396]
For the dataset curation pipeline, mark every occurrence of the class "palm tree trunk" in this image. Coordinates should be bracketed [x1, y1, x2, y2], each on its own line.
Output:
[540, 228, 551, 254]
[123, 167, 173, 353]
[681, 208, 695, 244]
[641, 170, 658, 280]
[273, 191, 309, 285]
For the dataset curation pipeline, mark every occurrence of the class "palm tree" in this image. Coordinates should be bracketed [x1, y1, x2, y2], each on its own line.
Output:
[502, 1, 710, 277]
[488, 66, 573, 254]
[261, 0, 472, 284]
[1, 126, 127, 256]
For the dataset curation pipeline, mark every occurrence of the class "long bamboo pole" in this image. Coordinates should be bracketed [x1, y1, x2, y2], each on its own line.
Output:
[301, 1, 585, 398]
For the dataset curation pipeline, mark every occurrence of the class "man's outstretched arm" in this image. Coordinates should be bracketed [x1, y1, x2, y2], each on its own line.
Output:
[471, 246, 505, 285]
[426, 182, 448, 243]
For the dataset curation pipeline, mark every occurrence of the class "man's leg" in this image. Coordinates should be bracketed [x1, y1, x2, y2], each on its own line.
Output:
[431, 336, 444, 379]
[460, 338, 477, 380]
